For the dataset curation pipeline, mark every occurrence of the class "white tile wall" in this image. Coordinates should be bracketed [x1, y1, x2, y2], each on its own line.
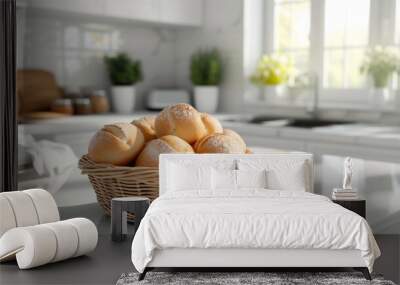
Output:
[21, 0, 246, 112]
[23, 9, 178, 110]
[174, 0, 245, 112]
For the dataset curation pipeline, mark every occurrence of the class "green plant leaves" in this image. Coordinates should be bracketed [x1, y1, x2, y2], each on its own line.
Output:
[190, 49, 223, 85]
[360, 46, 399, 88]
[104, 53, 143, 85]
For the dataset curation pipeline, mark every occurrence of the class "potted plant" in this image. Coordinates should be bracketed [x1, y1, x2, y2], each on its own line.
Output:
[251, 53, 294, 101]
[190, 49, 223, 113]
[397, 63, 400, 108]
[360, 46, 399, 105]
[104, 53, 142, 114]
[289, 72, 316, 104]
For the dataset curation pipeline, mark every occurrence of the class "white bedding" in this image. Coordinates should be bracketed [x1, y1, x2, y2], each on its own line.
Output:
[131, 190, 380, 273]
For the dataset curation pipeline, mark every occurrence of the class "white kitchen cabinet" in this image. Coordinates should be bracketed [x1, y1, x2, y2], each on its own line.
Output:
[28, 0, 105, 17]
[104, 0, 159, 23]
[307, 142, 400, 164]
[244, 136, 307, 152]
[28, 0, 203, 27]
[159, 0, 203, 26]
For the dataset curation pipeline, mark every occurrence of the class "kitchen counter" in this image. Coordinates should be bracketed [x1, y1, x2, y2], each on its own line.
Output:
[19, 113, 400, 163]
[18, 113, 400, 227]
[18, 112, 158, 136]
[18, 112, 240, 136]
[222, 121, 400, 163]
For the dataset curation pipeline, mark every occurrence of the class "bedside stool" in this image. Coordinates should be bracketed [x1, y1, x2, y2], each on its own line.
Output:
[111, 197, 150, 242]
[332, 199, 366, 218]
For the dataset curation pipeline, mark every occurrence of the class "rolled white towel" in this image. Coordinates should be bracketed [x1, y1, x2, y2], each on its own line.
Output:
[0, 189, 60, 238]
[0, 191, 39, 227]
[0, 225, 57, 268]
[23, 189, 60, 224]
[0, 196, 17, 237]
[42, 221, 79, 263]
[63, 218, 98, 258]
[0, 218, 98, 269]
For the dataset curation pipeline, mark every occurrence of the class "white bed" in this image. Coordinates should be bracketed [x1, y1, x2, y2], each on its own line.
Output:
[131, 154, 380, 280]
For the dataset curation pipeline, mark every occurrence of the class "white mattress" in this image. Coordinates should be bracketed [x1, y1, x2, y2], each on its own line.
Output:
[131, 190, 380, 273]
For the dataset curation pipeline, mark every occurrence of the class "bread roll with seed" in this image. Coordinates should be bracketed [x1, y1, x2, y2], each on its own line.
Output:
[88, 123, 144, 165]
[135, 135, 194, 167]
[200, 113, 223, 135]
[132, 116, 156, 142]
[154, 103, 222, 144]
[223, 128, 246, 151]
[194, 133, 246, 154]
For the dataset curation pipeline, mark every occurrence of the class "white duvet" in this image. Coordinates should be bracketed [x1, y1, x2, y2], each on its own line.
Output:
[131, 190, 380, 273]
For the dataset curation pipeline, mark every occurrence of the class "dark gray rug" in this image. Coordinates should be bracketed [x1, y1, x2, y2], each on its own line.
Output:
[116, 272, 396, 285]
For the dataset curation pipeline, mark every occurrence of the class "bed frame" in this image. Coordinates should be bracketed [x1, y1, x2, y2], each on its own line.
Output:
[138, 154, 372, 281]
[139, 248, 371, 280]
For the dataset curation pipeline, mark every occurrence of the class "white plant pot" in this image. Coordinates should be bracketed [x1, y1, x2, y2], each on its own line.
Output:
[396, 89, 400, 108]
[264, 85, 288, 102]
[111, 85, 136, 114]
[369, 87, 391, 108]
[194, 86, 219, 113]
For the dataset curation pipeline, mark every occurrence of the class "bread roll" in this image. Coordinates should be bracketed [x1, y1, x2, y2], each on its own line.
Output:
[223, 129, 246, 151]
[88, 123, 144, 165]
[135, 135, 194, 167]
[132, 116, 156, 142]
[194, 133, 246, 154]
[200, 113, 223, 135]
[154, 104, 222, 144]
[245, 148, 253, 154]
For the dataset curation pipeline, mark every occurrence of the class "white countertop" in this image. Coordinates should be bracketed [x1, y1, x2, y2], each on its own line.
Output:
[18, 112, 240, 135]
[19, 113, 400, 156]
[223, 121, 400, 150]
[19, 113, 157, 135]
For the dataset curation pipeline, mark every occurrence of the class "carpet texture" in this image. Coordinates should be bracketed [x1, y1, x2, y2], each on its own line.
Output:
[116, 272, 396, 285]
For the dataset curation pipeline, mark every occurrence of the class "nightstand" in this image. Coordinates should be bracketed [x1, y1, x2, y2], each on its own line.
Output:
[111, 197, 150, 242]
[332, 199, 366, 218]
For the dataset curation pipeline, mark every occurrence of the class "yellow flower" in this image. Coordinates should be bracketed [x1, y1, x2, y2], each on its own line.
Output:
[251, 53, 295, 86]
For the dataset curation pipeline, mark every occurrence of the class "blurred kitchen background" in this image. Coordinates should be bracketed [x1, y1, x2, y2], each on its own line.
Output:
[16, 0, 400, 239]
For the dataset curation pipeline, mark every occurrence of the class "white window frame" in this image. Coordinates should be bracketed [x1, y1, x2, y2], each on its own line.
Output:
[263, 0, 399, 107]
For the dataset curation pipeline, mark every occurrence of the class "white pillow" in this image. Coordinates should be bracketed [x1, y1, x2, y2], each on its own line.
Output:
[167, 163, 212, 191]
[266, 167, 306, 191]
[236, 169, 267, 189]
[238, 159, 309, 192]
[212, 168, 237, 190]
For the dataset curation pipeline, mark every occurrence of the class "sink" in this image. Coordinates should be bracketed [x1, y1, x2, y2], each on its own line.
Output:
[249, 116, 286, 124]
[250, 116, 353, 128]
[286, 119, 354, 128]
[225, 116, 284, 124]
[225, 115, 354, 128]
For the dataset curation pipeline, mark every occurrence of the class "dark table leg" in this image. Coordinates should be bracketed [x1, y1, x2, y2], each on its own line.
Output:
[112, 199, 150, 242]
[111, 200, 124, 242]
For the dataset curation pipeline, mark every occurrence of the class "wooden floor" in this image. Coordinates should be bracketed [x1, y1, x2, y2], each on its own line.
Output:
[0, 203, 399, 285]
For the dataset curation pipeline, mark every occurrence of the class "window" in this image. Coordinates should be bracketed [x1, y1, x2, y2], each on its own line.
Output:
[323, 0, 370, 89]
[263, 0, 399, 105]
[397, 0, 400, 45]
[395, 0, 400, 89]
[273, 0, 310, 73]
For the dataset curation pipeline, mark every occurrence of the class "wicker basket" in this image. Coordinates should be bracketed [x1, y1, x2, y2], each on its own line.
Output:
[79, 155, 159, 217]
